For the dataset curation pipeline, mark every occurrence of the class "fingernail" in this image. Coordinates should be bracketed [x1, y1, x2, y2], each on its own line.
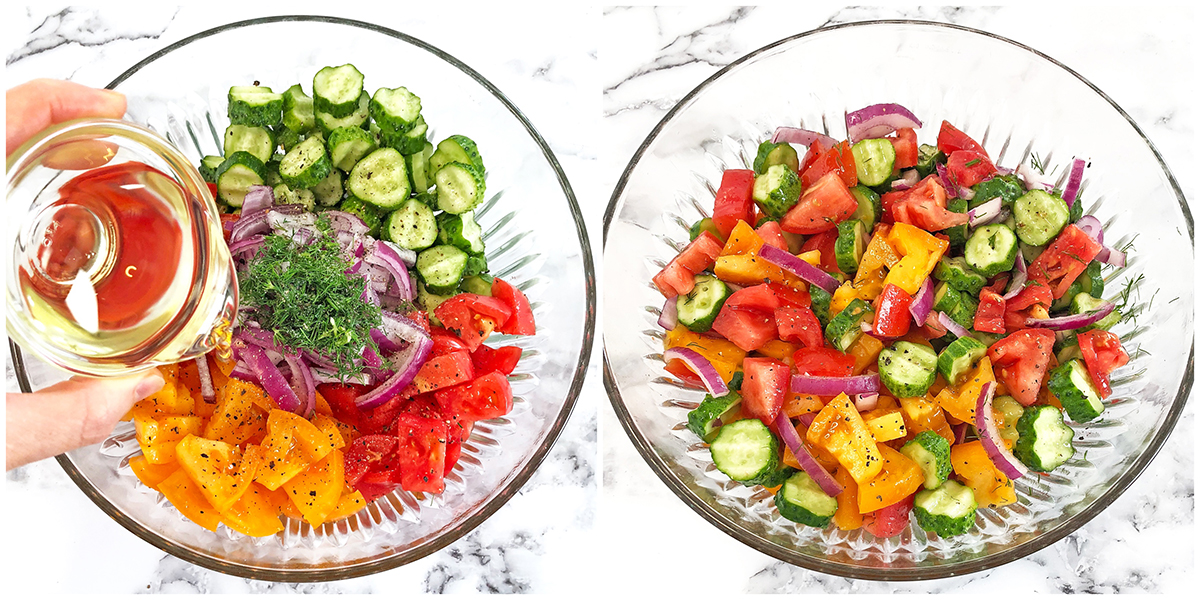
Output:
[134, 370, 165, 398]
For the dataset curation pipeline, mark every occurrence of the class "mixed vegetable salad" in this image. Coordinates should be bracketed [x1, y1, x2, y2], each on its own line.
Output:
[123, 65, 535, 536]
[656, 103, 1131, 538]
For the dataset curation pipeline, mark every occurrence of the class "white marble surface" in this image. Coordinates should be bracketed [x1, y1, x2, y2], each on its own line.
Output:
[598, 4, 1195, 595]
[4, 4, 602, 594]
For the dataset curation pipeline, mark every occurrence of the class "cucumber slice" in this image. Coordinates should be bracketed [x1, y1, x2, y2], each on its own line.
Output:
[313, 64, 365, 118]
[900, 430, 952, 490]
[1080, 261, 1105, 298]
[279, 135, 332, 189]
[1013, 189, 1070, 246]
[752, 164, 802, 219]
[460, 274, 494, 297]
[915, 143, 944, 179]
[348, 147, 411, 210]
[752, 141, 800, 175]
[464, 254, 488, 277]
[416, 245, 469, 295]
[933, 256, 987, 296]
[272, 183, 315, 211]
[1013, 404, 1075, 472]
[386, 199, 438, 251]
[677, 274, 732, 333]
[849, 185, 882, 231]
[199, 155, 224, 183]
[227, 85, 283, 128]
[417, 282, 453, 326]
[315, 91, 371, 136]
[834, 218, 868, 274]
[947, 293, 978, 330]
[337, 197, 383, 237]
[311, 169, 344, 207]
[878, 341, 938, 398]
[932, 281, 961, 315]
[709, 418, 780, 485]
[281, 84, 315, 133]
[275, 126, 303, 152]
[429, 135, 484, 175]
[1070, 293, 1121, 332]
[851, 138, 897, 186]
[328, 126, 378, 172]
[913, 480, 977, 537]
[435, 162, 486, 214]
[936, 336, 988, 385]
[381, 115, 428, 155]
[215, 151, 266, 207]
[775, 471, 838, 528]
[407, 141, 435, 192]
[370, 86, 422, 133]
[1047, 359, 1105, 423]
[946, 197, 969, 250]
[687, 391, 742, 443]
[263, 156, 283, 187]
[223, 124, 275, 164]
[689, 217, 722, 242]
[436, 211, 485, 255]
[964, 223, 1018, 277]
[825, 298, 873, 352]
[809, 284, 833, 328]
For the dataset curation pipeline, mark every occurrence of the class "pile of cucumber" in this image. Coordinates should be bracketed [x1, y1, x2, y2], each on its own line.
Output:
[200, 64, 494, 308]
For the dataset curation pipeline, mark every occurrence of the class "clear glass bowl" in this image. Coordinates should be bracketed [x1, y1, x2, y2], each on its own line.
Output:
[603, 20, 1193, 580]
[10, 16, 595, 581]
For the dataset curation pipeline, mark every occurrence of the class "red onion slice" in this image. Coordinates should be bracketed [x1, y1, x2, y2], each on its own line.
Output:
[1025, 301, 1116, 331]
[659, 296, 679, 330]
[891, 169, 920, 191]
[1062, 158, 1086, 206]
[952, 422, 969, 445]
[1002, 252, 1028, 301]
[355, 325, 433, 409]
[773, 412, 844, 497]
[854, 393, 879, 412]
[771, 126, 838, 150]
[284, 353, 317, 417]
[967, 197, 1003, 227]
[237, 339, 302, 413]
[229, 235, 265, 258]
[194, 356, 216, 404]
[1074, 215, 1104, 245]
[241, 185, 274, 215]
[312, 367, 374, 386]
[1017, 163, 1054, 192]
[937, 311, 972, 339]
[663, 347, 729, 397]
[1095, 245, 1126, 267]
[791, 373, 880, 396]
[758, 244, 839, 294]
[937, 163, 960, 200]
[230, 209, 272, 242]
[844, 103, 922, 143]
[364, 241, 415, 302]
[974, 381, 1028, 479]
[909, 277, 935, 323]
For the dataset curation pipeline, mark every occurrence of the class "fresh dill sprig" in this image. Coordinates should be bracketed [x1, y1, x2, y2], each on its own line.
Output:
[1114, 273, 1147, 326]
[239, 222, 381, 377]
[1030, 152, 1047, 174]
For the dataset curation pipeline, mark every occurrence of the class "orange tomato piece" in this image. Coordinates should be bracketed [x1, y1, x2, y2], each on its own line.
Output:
[719, 220, 766, 256]
[157, 469, 222, 531]
[857, 444, 924, 513]
[933, 356, 995, 424]
[282, 449, 345, 526]
[129, 454, 178, 490]
[783, 392, 824, 417]
[254, 410, 337, 490]
[219, 482, 285, 537]
[846, 334, 885, 376]
[326, 489, 368, 523]
[203, 378, 269, 445]
[134, 414, 204, 464]
[311, 413, 346, 450]
[897, 394, 955, 446]
[175, 435, 261, 512]
[832, 467, 863, 530]
[951, 440, 1017, 507]
[806, 394, 884, 484]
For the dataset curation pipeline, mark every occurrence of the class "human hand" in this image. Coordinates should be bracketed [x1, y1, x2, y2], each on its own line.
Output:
[6, 371, 165, 470]
[6, 78, 126, 156]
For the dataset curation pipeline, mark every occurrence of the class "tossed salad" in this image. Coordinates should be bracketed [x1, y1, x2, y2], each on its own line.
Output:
[123, 65, 535, 536]
[656, 103, 1131, 538]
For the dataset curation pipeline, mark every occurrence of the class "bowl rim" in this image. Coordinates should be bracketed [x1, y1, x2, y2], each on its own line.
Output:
[602, 18, 1193, 581]
[10, 14, 597, 582]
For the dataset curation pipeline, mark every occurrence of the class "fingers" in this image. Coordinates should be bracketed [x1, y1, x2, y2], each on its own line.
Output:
[6, 79, 127, 157]
[5, 368, 164, 471]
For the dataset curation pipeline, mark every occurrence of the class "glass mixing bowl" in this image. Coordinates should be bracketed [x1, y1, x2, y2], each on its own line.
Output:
[10, 15, 595, 581]
[603, 20, 1192, 580]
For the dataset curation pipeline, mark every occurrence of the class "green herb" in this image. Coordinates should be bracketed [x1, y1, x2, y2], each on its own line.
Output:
[240, 222, 382, 377]
[1030, 153, 1047, 175]
[964, 158, 981, 168]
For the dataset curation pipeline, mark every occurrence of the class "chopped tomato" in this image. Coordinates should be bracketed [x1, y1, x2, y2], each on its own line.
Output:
[664, 359, 705, 389]
[356, 393, 408, 435]
[470, 344, 523, 376]
[775, 305, 823, 348]
[411, 351, 475, 394]
[1077, 330, 1129, 398]
[724, 284, 780, 313]
[391, 413, 447, 494]
[343, 435, 398, 487]
[756, 220, 788, 251]
[946, 150, 997, 188]
[434, 371, 513, 422]
[792, 347, 855, 377]
[891, 128, 918, 169]
[974, 289, 1006, 334]
[861, 494, 914, 538]
[1004, 284, 1053, 331]
[798, 139, 826, 177]
[799, 228, 844, 275]
[800, 140, 857, 189]
[711, 305, 776, 352]
[987, 328, 1055, 406]
[434, 294, 513, 350]
[219, 213, 239, 242]
[889, 176, 968, 232]
[1026, 225, 1103, 298]
[491, 277, 537, 335]
[873, 283, 913, 338]
[766, 283, 811, 308]
[651, 231, 724, 297]
[741, 358, 789, 425]
[430, 326, 472, 357]
[712, 169, 757, 238]
[936, 120, 988, 159]
[781, 171, 860, 235]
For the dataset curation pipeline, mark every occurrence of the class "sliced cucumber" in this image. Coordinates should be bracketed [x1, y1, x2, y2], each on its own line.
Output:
[280, 84, 315, 133]
[215, 151, 266, 207]
[709, 418, 780, 485]
[936, 336, 988, 385]
[933, 256, 987, 296]
[348, 147, 411, 210]
[752, 141, 800, 175]
[687, 391, 742, 443]
[1013, 404, 1075, 472]
[947, 293, 978, 330]
[223, 124, 274, 164]
[1047, 359, 1105, 423]
[878, 341, 938, 398]
[428, 135, 484, 175]
[915, 143, 944, 179]
[310, 168, 344, 207]
[436, 211, 485, 255]
[416, 244, 469, 295]
[849, 185, 882, 231]
[834, 218, 868, 274]
[946, 197, 969, 251]
[1070, 293, 1121, 332]
[776, 471, 838, 528]
[386, 199, 438, 251]
[199, 155, 224, 183]
[313, 64, 365, 118]
[328, 126, 378, 172]
[1013, 189, 1070, 246]
[279, 135, 332, 189]
[913, 480, 977, 537]
[407, 141, 435, 192]
[227, 85, 283, 128]
[900, 430, 952, 490]
[315, 91, 371, 135]
[964, 223, 1018, 277]
[932, 281, 962, 315]
[677, 274, 732, 333]
[825, 298, 873, 352]
[851, 138, 897, 187]
[460, 274, 494, 297]
[418, 282, 453, 327]
[381, 115, 428, 155]
[337, 197, 382, 237]
[752, 164, 802, 219]
[272, 183, 315, 212]
[435, 161, 486, 214]
[809, 285, 833, 329]
[370, 86, 422, 133]
[689, 217, 722, 242]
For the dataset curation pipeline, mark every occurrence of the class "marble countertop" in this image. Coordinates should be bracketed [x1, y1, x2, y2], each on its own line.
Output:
[5, 3, 1194, 595]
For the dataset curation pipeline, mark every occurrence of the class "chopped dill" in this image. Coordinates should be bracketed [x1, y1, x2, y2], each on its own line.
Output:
[239, 220, 381, 377]
[1030, 152, 1047, 174]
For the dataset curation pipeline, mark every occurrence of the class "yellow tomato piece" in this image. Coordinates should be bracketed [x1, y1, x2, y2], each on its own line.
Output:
[326, 490, 368, 523]
[158, 469, 221, 531]
[311, 413, 346, 450]
[897, 394, 955, 446]
[713, 253, 806, 288]
[857, 444, 925, 513]
[861, 407, 907, 442]
[934, 356, 995, 424]
[134, 414, 204, 464]
[719, 220, 765, 256]
[219, 482, 285, 537]
[806, 393, 884, 485]
[204, 378, 269, 445]
[951, 440, 1017, 507]
[846, 334, 885, 376]
[254, 410, 337, 490]
[175, 435, 260, 512]
[797, 250, 822, 267]
[884, 223, 949, 294]
[129, 454, 177, 490]
[663, 325, 747, 382]
[755, 340, 799, 365]
[832, 467, 863, 531]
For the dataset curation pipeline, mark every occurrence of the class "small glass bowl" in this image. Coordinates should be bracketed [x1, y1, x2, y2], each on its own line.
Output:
[6, 118, 235, 377]
[603, 20, 1193, 580]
